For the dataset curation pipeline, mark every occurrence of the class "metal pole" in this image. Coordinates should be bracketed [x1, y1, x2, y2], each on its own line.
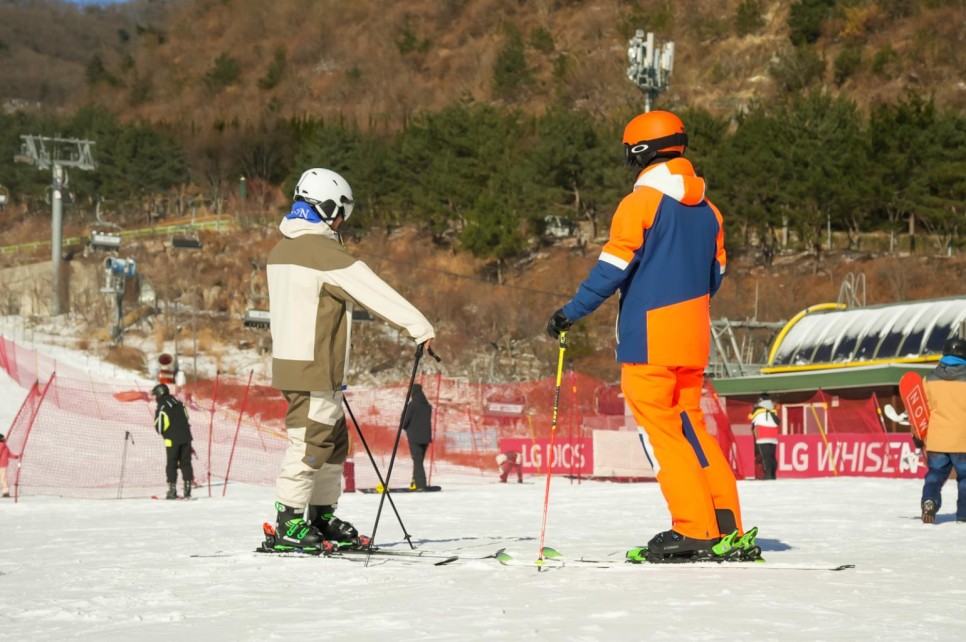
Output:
[537, 332, 567, 564]
[343, 395, 413, 547]
[117, 431, 133, 499]
[367, 345, 425, 565]
[51, 164, 64, 315]
[366, 344, 440, 565]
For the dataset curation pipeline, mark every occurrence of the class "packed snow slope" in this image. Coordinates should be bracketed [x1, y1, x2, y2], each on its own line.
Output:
[1, 348, 964, 641]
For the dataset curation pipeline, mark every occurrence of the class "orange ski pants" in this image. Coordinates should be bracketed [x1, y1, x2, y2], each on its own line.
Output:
[622, 363, 743, 540]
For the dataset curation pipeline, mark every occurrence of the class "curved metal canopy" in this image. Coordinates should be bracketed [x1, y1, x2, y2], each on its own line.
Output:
[764, 297, 966, 372]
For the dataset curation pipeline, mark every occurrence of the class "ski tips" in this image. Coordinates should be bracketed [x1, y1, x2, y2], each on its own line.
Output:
[494, 548, 514, 565]
[493, 546, 564, 567]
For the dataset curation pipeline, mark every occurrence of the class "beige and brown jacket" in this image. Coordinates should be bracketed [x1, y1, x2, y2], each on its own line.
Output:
[924, 361, 966, 453]
[267, 218, 435, 392]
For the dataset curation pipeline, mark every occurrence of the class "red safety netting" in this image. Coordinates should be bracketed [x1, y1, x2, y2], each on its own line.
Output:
[725, 389, 887, 437]
[1, 337, 743, 497]
[702, 379, 745, 477]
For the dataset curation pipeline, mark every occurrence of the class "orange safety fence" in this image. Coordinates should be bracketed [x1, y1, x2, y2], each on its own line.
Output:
[1, 336, 743, 498]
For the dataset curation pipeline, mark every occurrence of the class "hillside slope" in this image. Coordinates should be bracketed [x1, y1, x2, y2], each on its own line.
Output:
[2, 0, 965, 384]
[2, 0, 963, 125]
[3, 214, 965, 385]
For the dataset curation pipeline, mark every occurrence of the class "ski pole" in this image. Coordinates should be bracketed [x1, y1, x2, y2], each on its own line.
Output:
[117, 430, 134, 499]
[343, 394, 414, 549]
[367, 342, 440, 565]
[538, 331, 567, 565]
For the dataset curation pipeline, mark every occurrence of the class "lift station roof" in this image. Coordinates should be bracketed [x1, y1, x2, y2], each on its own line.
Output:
[764, 297, 966, 373]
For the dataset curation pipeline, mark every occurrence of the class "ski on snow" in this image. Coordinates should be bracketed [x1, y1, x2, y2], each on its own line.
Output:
[196, 542, 853, 571]
[493, 547, 854, 571]
[258, 546, 460, 566]
[193, 546, 459, 566]
[249, 523, 460, 565]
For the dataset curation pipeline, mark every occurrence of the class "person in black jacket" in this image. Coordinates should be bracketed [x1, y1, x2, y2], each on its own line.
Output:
[402, 384, 433, 490]
[152, 383, 194, 499]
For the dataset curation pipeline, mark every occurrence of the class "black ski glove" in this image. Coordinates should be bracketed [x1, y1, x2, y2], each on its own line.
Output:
[546, 309, 572, 339]
[913, 435, 924, 450]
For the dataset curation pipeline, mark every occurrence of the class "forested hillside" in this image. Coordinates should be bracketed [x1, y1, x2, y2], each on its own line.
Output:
[0, 0, 964, 382]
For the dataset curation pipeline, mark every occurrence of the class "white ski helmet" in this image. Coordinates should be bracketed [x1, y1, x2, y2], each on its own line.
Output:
[293, 168, 354, 222]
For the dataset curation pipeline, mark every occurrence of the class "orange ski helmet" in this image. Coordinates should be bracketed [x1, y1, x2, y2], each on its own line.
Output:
[622, 110, 688, 169]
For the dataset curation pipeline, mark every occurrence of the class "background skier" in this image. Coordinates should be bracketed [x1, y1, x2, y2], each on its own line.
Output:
[0, 433, 18, 498]
[546, 110, 756, 563]
[749, 394, 780, 480]
[497, 450, 523, 483]
[920, 337, 966, 524]
[267, 167, 436, 552]
[152, 383, 194, 499]
[402, 383, 434, 491]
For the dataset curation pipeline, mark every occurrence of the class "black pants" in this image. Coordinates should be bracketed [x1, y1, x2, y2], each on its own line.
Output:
[409, 442, 429, 489]
[166, 443, 193, 484]
[757, 443, 777, 480]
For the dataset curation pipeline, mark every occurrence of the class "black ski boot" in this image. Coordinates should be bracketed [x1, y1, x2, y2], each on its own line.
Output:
[165, 483, 177, 500]
[308, 504, 369, 550]
[183, 480, 192, 499]
[273, 502, 324, 553]
[628, 530, 715, 563]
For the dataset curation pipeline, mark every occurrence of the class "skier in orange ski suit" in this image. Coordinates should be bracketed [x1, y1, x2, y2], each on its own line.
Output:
[547, 110, 750, 561]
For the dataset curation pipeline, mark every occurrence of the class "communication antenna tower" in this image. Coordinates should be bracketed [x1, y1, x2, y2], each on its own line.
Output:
[626, 30, 675, 112]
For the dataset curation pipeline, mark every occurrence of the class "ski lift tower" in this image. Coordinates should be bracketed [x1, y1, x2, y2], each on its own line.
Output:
[626, 30, 675, 112]
[14, 135, 96, 315]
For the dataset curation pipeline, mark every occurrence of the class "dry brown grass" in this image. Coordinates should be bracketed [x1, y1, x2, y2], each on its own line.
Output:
[3, 0, 953, 129]
[5, 211, 966, 384]
[102, 344, 147, 372]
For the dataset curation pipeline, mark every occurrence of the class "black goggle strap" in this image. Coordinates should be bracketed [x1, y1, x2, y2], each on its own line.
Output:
[624, 132, 688, 159]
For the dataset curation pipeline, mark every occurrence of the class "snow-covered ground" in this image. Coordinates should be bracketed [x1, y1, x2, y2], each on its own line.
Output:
[2, 339, 966, 641]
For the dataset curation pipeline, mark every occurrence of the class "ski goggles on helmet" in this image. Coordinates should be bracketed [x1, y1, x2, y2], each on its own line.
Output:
[307, 194, 354, 222]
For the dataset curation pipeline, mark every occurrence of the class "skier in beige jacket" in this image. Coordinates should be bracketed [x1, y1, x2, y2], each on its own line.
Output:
[266, 167, 435, 552]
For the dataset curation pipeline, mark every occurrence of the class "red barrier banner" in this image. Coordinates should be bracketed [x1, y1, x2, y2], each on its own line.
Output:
[735, 434, 924, 479]
[498, 437, 593, 475]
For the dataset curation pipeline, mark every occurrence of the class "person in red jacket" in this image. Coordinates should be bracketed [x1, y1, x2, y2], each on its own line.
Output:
[749, 394, 780, 480]
[497, 450, 524, 483]
[0, 433, 19, 498]
[547, 110, 756, 563]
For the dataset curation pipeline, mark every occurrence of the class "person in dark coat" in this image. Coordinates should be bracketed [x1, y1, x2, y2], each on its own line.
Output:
[402, 384, 434, 490]
[152, 383, 194, 499]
